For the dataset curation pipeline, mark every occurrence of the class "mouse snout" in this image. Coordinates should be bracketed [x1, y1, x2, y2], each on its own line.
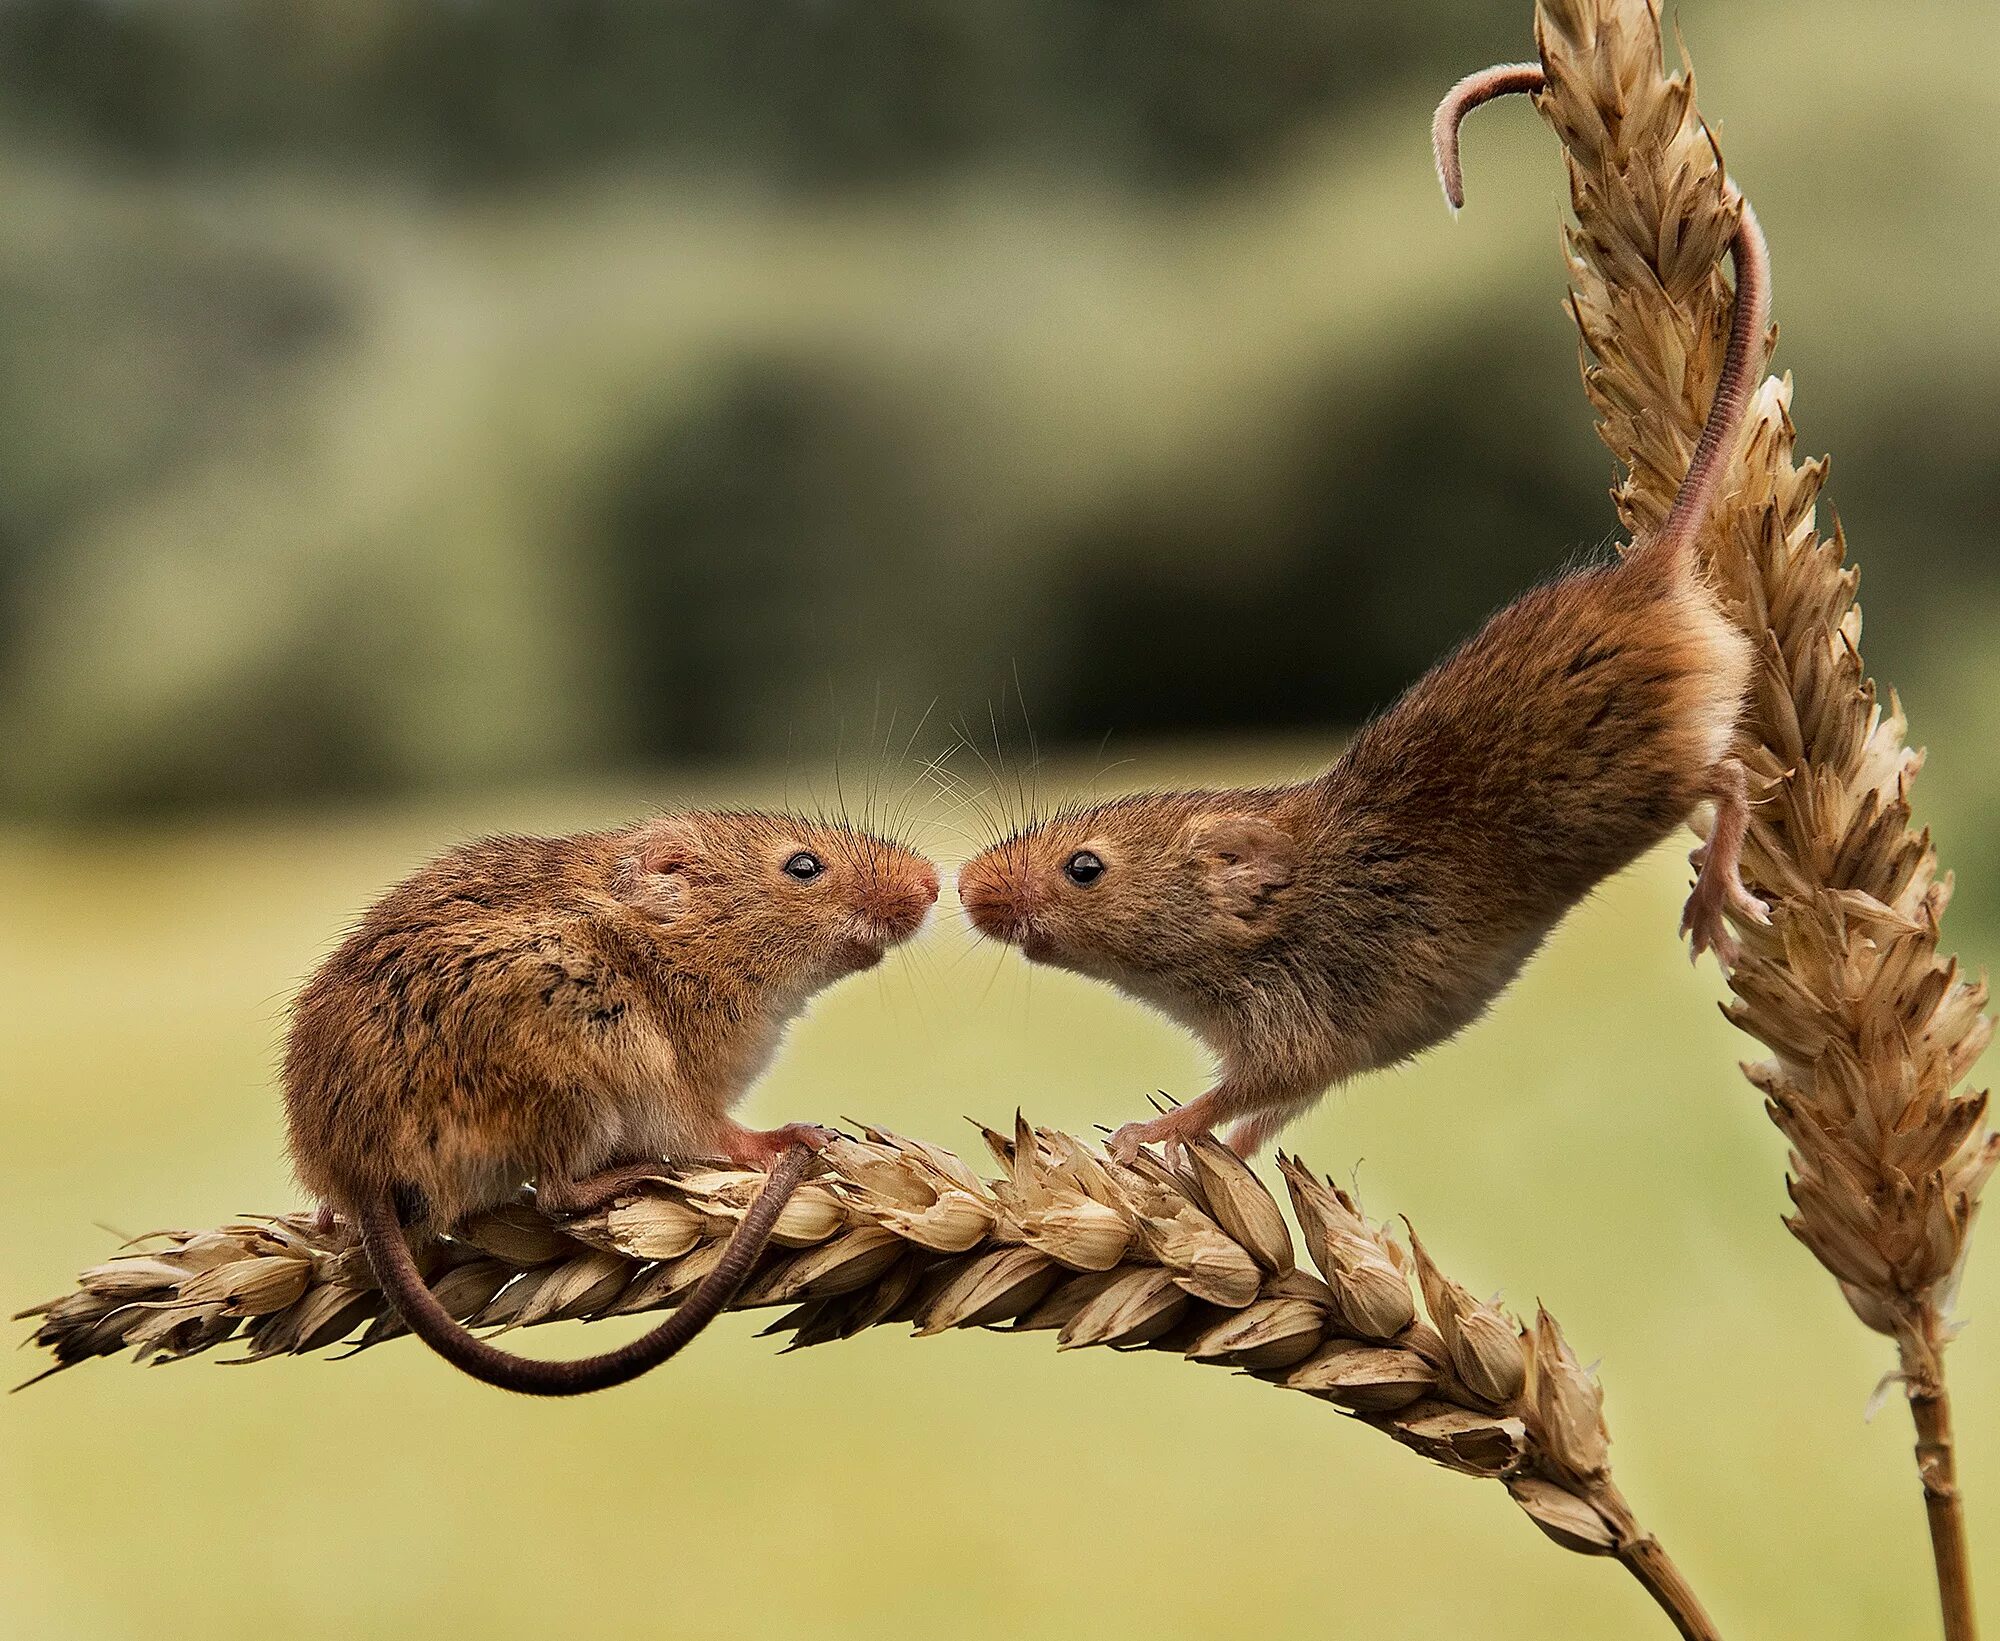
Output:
[861, 862, 939, 941]
[956, 857, 1033, 944]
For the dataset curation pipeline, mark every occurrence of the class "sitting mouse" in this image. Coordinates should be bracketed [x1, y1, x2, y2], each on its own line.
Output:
[284, 810, 938, 1393]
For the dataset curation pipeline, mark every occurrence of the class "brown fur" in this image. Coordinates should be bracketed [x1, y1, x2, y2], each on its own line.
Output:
[959, 553, 1752, 1154]
[958, 85, 1771, 1160]
[287, 813, 937, 1232]
[283, 811, 937, 1393]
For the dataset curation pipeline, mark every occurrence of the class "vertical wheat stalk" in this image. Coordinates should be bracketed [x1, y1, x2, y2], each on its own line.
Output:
[1514, 2, 1996, 1633]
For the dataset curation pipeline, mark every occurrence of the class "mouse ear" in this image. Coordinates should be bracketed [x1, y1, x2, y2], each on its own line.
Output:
[634, 816, 704, 879]
[622, 817, 705, 917]
[1187, 813, 1296, 927]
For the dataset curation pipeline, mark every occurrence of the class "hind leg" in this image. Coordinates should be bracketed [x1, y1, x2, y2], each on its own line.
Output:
[1681, 758, 1769, 966]
[712, 1120, 838, 1171]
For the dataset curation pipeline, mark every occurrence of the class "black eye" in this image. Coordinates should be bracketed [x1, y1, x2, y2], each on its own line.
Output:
[783, 851, 825, 882]
[1064, 850, 1105, 886]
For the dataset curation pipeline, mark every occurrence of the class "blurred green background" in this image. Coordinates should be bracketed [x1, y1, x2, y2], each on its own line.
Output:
[4, 1, 1996, 1638]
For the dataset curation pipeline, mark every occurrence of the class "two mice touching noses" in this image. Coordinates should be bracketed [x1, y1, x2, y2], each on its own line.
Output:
[286, 63, 1772, 1394]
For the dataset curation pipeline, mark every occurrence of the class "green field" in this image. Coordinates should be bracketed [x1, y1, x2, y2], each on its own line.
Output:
[4, 744, 1994, 1641]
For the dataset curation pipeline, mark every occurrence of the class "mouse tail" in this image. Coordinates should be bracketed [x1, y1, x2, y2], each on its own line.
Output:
[1637, 200, 1770, 574]
[1431, 62, 1547, 212]
[1433, 62, 1772, 579]
[356, 1146, 812, 1396]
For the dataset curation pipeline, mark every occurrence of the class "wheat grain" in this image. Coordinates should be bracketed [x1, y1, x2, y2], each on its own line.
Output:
[17, 1124, 1719, 1638]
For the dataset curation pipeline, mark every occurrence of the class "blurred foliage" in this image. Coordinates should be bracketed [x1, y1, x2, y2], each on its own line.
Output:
[0, 0, 1522, 190]
[0, 0, 1994, 819]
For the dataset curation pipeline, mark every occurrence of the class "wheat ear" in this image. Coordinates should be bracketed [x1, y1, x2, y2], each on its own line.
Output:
[20, 1123, 1723, 1640]
[1485, 2, 1995, 1633]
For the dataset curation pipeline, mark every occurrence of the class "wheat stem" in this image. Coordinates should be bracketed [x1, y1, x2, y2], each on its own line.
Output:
[1904, 1306, 1977, 1641]
[1594, 1482, 1721, 1641]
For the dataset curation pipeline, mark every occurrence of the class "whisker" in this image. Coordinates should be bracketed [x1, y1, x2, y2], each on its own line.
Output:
[972, 939, 1013, 1011]
[1010, 659, 1046, 834]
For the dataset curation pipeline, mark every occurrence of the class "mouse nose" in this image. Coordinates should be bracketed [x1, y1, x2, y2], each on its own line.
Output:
[863, 862, 939, 940]
[957, 857, 1031, 943]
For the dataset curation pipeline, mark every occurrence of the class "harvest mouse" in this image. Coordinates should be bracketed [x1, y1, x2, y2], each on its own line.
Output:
[284, 810, 939, 1393]
[957, 62, 1770, 1162]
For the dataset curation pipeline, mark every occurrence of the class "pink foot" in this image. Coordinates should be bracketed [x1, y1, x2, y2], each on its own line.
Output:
[1222, 1117, 1280, 1160]
[1681, 760, 1770, 967]
[1108, 1107, 1212, 1166]
[1680, 841, 1769, 966]
[719, 1122, 838, 1171]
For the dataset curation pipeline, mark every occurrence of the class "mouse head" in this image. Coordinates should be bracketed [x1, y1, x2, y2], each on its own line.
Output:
[617, 811, 938, 988]
[956, 791, 1299, 988]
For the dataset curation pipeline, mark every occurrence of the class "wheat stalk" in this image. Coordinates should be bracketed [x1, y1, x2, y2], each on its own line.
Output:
[1505, 2, 1996, 1633]
[20, 1123, 1721, 1640]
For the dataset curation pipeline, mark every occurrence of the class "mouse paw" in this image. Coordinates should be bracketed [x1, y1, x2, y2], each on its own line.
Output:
[773, 1121, 840, 1154]
[1680, 863, 1769, 968]
[1223, 1114, 1290, 1160]
[1107, 1109, 1207, 1166]
[722, 1122, 837, 1171]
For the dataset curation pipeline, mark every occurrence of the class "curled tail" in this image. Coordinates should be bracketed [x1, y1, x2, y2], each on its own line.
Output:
[357, 1145, 811, 1396]
[1432, 61, 1771, 573]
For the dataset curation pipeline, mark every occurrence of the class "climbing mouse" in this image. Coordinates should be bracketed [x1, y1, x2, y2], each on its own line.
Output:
[284, 810, 939, 1394]
[956, 62, 1770, 1162]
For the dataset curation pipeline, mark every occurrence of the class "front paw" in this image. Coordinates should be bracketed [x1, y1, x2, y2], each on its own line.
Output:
[772, 1121, 839, 1155]
[725, 1122, 837, 1170]
[1108, 1111, 1203, 1166]
[1107, 1122, 1149, 1165]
